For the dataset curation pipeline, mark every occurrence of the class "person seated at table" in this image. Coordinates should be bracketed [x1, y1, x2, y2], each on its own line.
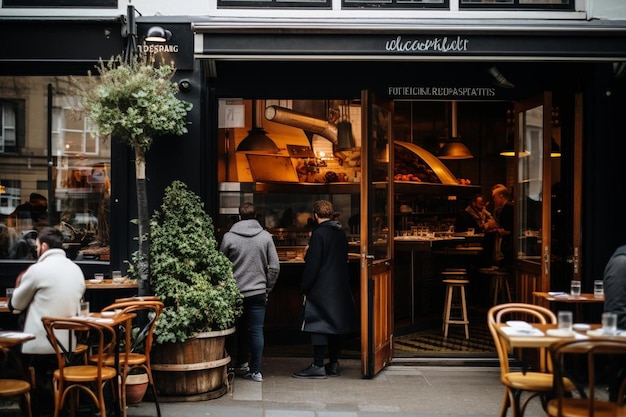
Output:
[603, 244, 626, 402]
[9, 227, 86, 417]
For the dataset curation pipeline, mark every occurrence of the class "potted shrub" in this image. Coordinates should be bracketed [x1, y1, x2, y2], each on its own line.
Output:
[146, 180, 243, 401]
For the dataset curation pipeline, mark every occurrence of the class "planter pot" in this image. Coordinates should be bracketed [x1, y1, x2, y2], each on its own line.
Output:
[151, 327, 234, 402]
[125, 373, 149, 404]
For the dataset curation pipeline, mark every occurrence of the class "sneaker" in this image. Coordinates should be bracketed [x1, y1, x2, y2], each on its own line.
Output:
[324, 362, 340, 377]
[229, 362, 250, 375]
[243, 371, 263, 382]
[292, 363, 327, 379]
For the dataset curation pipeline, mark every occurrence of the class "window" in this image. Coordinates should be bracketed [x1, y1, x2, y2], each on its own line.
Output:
[0, 77, 111, 262]
[0, 101, 18, 153]
[218, 0, 331, 8]
[53, 106, 99, 155]
[460, 0, 573, 10]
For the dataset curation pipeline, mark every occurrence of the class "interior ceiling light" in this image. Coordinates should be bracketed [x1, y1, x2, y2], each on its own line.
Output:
[550, 137, 562, 158]
[146, 26, 172, 42]
[438, 101, 473, 160]
[236, 100, 279, 153]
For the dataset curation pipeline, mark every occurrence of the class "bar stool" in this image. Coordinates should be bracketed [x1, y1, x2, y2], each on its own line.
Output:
[479, 267, 512, 305]
[441, 269, 470, 339]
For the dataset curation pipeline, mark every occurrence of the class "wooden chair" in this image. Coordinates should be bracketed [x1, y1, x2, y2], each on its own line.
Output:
[96, 299, 164, 417]
[42, 316, 118, 417]
[547, 337, 626, 417]
[487, 303, 575, 417]
[0, 346, 33, 417]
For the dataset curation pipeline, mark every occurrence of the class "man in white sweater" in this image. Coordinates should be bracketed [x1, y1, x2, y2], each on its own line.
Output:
[10, 226, 85, 416]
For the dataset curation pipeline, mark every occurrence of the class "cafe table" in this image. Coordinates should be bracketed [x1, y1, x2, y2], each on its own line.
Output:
[85, 278, 139, 290]
[0, 330, 35, 349]
[533, 291, 604, 321]
[495, 322, 602, 351]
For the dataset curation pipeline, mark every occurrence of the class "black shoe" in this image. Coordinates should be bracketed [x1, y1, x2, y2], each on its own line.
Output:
[292, 363, 327, 379]
[229, 361, 250, 376]
[325, 362, 340, 377]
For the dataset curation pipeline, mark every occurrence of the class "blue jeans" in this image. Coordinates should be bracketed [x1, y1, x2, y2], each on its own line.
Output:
[234, 293, 266, 373]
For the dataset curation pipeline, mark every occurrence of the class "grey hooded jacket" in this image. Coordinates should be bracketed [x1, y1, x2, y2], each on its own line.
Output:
[219, 219, 280, 298]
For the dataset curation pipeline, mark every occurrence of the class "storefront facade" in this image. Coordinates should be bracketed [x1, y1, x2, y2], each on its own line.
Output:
[1, 2, 626, 374]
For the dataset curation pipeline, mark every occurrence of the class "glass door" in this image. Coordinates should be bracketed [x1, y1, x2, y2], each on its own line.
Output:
[515, 92, 553, 303]
[359, 90, 394, 378]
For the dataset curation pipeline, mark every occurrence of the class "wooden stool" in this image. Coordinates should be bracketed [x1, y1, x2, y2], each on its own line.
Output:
[480, 268, 512, 305]
[441, 269, 469, 339]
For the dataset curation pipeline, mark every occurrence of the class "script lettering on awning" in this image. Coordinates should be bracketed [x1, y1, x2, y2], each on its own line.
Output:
[386, 35, 470, 53]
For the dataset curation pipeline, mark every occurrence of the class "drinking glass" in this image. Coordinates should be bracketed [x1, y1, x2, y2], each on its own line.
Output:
[570, 280, 581, 297]
[602, 312, 618, 335]
[593, 280, 604, 298]
[93, 273, 104, 283]
[79, 301, 90, 317]
[558, 311, 573, 333]
[112, 271, 124, 284]
[6, 288, 14, 298]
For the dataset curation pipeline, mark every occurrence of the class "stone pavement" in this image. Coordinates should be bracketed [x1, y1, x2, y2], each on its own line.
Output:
[125, 356, 547, 417]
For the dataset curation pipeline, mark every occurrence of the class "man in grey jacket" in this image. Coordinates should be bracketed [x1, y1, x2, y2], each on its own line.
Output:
[220, 203, 280, 382]
[10, 226, 85, 416]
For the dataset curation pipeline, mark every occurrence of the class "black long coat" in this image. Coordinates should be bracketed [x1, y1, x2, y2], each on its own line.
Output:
[300, 220, 358, 334]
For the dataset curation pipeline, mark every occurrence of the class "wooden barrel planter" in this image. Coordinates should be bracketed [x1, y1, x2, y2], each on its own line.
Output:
[151, 327, 234, 402]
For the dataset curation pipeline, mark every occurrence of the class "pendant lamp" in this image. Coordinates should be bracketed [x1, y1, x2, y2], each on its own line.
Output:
[236, 100, 279, 153]
[438, 101, 473, 160]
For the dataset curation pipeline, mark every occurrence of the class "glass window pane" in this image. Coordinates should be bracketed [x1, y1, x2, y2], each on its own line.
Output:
[0, 76, 111, 261]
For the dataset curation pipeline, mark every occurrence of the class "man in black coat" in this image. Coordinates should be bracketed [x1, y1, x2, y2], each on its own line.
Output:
[293, 200, 358, 379]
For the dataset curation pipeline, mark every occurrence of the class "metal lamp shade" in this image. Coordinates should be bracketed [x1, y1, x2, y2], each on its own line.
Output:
[438, 139, 473, 160]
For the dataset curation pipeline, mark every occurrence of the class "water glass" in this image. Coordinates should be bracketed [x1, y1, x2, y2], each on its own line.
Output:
[93, 273, 104, 283]
[79, 301, 90, 317]
[6, 287, 14, 299]
[602, 312, 618, 335]
[558, 311, 573, 333]
[570, 280, 581, 297]
[112, 271, 124, 284]
[594, 280, 604, 298]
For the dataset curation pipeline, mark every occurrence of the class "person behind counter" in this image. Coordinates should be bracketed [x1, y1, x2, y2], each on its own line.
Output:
[455, 194, 497, 233]
[9, 226, 86, 417]
[219, 203, 280, 383]
[293, 200, 358, 379]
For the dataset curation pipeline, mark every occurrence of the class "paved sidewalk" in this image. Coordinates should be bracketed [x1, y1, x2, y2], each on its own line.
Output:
[125, 357, 547, 417]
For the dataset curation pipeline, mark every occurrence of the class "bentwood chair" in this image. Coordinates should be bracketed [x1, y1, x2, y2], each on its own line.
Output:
[42, 317, 118, 417]
[547, 337, 626, 417]
[95, 299, 164, 417]
[488, 303, 575, 417]
[0, 346, 33, 417]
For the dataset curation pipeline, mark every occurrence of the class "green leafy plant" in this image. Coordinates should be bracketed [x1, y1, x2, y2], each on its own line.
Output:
[80, 56, 193, 293]
[150, 180, 243, 344]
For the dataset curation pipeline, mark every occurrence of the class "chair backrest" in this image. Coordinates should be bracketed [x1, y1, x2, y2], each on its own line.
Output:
[550, 337, 626, 416]
[102, 300, 164, 359]
[42, 317, 116, 380]
[487, 303, 557, 376]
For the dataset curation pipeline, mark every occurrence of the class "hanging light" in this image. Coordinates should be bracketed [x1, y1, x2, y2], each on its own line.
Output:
[336, 100, 356, 150]
[500, 107, 529, 157]
[236, 100, 279, 153]
[438, 101, 473, 160]
[550, 137, 562, 158]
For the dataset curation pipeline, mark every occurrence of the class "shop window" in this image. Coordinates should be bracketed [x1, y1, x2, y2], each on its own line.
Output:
[460, 0, 574, 10]
[0, 76, 111, 262]
[217, 0, 331, 8]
